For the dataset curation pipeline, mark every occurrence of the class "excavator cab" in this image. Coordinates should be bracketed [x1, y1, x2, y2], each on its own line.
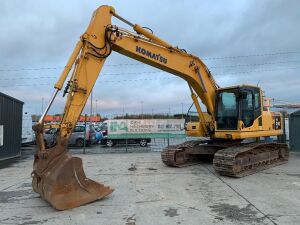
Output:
[216, 85, 262, 131]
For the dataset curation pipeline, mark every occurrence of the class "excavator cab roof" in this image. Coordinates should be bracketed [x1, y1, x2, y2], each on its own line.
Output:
[218, 85, 261, 92]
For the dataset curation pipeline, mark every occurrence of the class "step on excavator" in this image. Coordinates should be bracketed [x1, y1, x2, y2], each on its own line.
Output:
[32, 5, 289, 210]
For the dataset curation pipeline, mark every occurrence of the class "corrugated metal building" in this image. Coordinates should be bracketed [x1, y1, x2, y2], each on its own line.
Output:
[289, 110, 300, 152]
[0, 92, 23, 160]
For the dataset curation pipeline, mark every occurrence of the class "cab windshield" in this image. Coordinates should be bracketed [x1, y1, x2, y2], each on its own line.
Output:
[216, 91, 238, 130]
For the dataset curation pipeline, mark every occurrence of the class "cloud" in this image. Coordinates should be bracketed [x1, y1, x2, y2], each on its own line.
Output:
[0, 0, 299, 116]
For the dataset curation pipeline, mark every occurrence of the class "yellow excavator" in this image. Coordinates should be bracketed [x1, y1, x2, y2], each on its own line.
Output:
[32, 5, 289, 210]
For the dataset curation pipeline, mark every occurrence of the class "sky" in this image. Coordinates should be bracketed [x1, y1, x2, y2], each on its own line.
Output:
[0, 0, 299, 118]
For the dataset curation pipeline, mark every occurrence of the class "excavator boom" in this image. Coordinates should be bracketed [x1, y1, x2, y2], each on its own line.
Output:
[33, 6, 219, 209]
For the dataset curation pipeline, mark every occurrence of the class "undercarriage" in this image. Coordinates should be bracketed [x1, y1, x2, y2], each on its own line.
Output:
[161, 140, 289, 177]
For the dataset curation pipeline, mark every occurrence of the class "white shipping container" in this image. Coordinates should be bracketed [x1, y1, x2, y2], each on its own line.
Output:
[22, 112, 35, 144]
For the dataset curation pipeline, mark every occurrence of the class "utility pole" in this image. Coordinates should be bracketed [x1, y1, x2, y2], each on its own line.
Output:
[90, 90, 93, 122]
[122, 105, 125, 118]
[95, 99, 98, 115]
[181, 102, 184, 119]
[41, 97, 44, 115]
[141, 101, 144, 119]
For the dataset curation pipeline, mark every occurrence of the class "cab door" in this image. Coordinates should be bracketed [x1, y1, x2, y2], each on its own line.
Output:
[240, 88, 261, 128]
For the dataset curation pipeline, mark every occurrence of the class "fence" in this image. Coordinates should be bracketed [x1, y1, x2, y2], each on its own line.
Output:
[70, 118, 192, 154]
[70, 136, 191, 154]
[70, 116, 292, 154]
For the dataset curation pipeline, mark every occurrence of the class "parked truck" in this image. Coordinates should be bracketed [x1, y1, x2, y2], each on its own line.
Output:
[100, 119, 185, 147]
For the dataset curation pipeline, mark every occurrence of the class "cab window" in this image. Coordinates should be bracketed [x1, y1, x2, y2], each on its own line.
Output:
[240, 89, 261, 127]
[241, 90, 254, 127]
[254, 92, 260, 110]
[216, 91, 238, 130]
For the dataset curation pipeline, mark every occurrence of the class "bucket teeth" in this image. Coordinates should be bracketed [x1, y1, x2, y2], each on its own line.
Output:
[32, 143, 113, 210]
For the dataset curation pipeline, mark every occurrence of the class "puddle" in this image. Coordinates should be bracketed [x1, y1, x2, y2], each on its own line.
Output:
[19, 183, 32, 188]
[0, 189, 37, 203]
[128, 164, 137, 171]
[0, 215, 48, 225]
[210, 203, 265, 223]
[125, 214, 136, 225]
[164, 208, 179, 217]
[287, 174, 300, 178]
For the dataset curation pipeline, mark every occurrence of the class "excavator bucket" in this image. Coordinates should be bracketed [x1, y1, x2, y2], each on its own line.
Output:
[32, 128, 113, 210]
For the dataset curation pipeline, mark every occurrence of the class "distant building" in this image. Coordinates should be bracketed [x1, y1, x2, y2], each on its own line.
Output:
[32, 114, 101, 123]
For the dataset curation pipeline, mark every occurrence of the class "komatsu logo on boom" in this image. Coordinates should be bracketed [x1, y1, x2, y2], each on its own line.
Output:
[136, 46, 168, 64]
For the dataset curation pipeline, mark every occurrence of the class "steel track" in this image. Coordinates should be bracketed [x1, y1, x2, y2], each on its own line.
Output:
[161, 141, 289, 177]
